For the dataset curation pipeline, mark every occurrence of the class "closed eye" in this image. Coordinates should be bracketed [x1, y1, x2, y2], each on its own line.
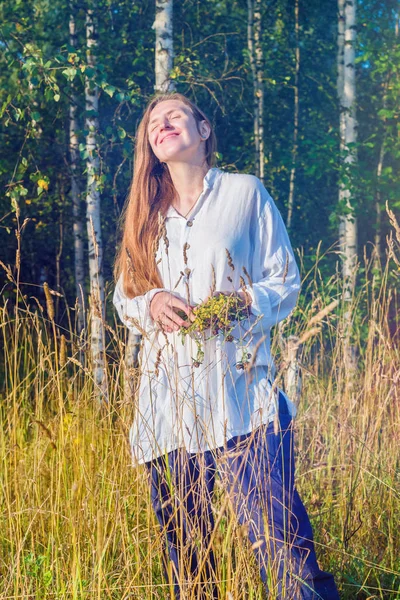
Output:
[150, 113, 181, 132]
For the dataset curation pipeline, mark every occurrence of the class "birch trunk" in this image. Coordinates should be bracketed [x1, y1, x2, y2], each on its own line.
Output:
[154, 0, 175, 92]
[374, 29, 396, 273]
[337, 0, 346, 255]
[287, 0, 300, 230]
[123, 0, 176, 397]
[285, 336, 302, 405]
[254, 0, 264, 182]
[374, 132, 386, 274]
[338, 0, 358, 370]
[69, 5, 85, 334]
[85, 8, 108, 403]
[247, 0, 264, 180]
[340, 0, 358, 298]
[123, 329, 141, 404]
[247, 0, 257, 172]
[55, 188, 63, 319]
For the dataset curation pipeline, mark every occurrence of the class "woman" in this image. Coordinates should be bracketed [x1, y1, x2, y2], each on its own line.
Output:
[113, 92, 340, 599]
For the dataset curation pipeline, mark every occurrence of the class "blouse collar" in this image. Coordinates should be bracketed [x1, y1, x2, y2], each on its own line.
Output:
[164, 167, 221, 219]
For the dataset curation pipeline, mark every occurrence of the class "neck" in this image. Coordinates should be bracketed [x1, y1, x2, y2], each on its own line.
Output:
[167, 162, 210, 210]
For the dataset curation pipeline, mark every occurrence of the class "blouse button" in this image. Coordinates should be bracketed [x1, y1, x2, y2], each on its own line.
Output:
[186, 220, 193, 227]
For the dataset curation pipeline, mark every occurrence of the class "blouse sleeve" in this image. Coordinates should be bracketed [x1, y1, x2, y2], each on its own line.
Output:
[112, 273, 166, 337]
[243, 181, 301, 334]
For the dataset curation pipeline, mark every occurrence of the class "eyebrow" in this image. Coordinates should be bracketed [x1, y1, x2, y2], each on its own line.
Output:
[149, 108, 182, 127]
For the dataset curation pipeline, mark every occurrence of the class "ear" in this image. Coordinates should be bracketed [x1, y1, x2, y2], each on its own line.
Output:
[200, 120, 211, 140]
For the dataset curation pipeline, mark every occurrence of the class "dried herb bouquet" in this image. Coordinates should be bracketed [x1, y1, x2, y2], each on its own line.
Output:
[175, 292, 251, 366]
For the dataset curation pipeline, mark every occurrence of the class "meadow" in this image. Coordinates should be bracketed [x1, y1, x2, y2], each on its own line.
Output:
[0, 211, 399, 600]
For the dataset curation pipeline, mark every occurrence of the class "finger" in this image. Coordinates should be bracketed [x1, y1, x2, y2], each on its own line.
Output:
[156, 311, 176, 333]
[165, 294, 196, 322]
[163, 306, 189, 329]
[168, 299, 196, 323]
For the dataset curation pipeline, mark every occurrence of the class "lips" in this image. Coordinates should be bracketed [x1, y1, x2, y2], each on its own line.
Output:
[160, 133, 179, 144]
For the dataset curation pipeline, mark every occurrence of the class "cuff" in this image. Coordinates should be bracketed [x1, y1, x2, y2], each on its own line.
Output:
[244, 284, 272, 322]
[143, 288, 166, 330]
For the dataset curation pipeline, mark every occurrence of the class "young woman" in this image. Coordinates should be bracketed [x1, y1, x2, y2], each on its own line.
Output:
[113, 92, 340, 600]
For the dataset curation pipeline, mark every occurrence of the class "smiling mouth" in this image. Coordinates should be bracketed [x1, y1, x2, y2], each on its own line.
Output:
[160, 133, 179, 144]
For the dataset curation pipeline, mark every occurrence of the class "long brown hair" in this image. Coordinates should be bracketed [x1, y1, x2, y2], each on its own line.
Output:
[113, 92, 217, 298]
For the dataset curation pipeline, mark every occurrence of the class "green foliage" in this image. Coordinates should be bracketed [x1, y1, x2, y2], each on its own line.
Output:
[0, 0, 398, 333]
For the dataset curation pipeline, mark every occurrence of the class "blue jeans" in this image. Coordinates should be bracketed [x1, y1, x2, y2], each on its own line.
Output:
[145, 394, 340, 599]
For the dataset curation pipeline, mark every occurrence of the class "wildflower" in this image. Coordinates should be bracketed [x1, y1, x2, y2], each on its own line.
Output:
[177, 293, 250, 366]
[37, 179, 49, 191]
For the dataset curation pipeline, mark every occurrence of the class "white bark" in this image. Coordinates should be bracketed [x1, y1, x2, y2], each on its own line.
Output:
[247, 0, 257, 165]
[340, 0, 358, 301]
[374, 131, 386, 273]
[69, 5, 85, 334]
[123, 331, 141, 403]
[254, 0, 264, 182]
[374, 20, 396, 273]
[85, 9, 108, 402]
[154, 0, 175, 92]
[285, 336, 302, 405]
[337, 0, 346, 257]
[248, 0, 265, 180]
[338, 0, 358, 373]
[287, 0, 300, 231]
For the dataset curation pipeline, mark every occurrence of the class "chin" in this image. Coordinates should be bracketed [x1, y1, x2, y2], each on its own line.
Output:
[164, 148, 199, 164]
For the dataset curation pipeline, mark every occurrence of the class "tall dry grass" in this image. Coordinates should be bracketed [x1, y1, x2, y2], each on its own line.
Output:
[0, 210, 399, 599]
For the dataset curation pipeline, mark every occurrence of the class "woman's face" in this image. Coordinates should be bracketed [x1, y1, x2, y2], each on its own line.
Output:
[147, 99, 209, 165]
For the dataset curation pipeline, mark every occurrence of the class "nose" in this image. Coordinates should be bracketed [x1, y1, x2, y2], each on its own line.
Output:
[159, 119, 173, 132]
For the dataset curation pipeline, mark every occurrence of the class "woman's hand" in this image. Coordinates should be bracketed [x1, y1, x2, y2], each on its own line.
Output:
[236, 289, 253, 310]
[150, 291, 195, 334]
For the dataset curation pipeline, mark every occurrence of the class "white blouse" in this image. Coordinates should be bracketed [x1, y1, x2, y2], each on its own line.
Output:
[113, 167, 301, 465]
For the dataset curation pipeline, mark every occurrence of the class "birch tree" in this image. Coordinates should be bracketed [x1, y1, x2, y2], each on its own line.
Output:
[154, 0, 175, 92]
[373, 15, 398, 273]
[85, 7, 108, 402]
[338, 0, 358, 367]
[247, 0, 264, 180]
[373, 92, 388, 274]
[69, 3, 85, 334]
[123, 0, 176, 399]
[287, 0, 300, 231]
[337, 0, 345, 172]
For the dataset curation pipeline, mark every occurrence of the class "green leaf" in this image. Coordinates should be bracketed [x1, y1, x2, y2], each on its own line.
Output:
[117, 127, 126, 139]
[377, 108, 394, 119]
[62, 67, 77, 81]
[0, 94, 12, 118]
[102, 84, 116, 98]
[85, 66, 96, 78]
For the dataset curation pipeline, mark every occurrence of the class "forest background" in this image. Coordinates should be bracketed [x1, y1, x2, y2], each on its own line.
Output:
[0, 0, 399, 598]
